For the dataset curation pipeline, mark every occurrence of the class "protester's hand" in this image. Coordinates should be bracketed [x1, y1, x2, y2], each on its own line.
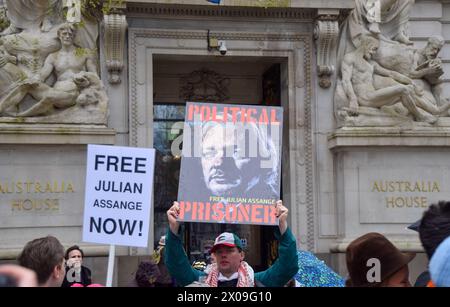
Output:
[71, 259, 82, 269]
[167, 201, 181, 235]
[275, 200, 288, 235]
[66, 258, 81, 269]
[0, 264, 38, 287]
[66, 258, 75, 268]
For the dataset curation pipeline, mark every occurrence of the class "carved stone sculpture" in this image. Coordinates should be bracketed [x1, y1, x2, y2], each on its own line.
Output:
[409, 37, 445, 104]
[0, 2, 9, 33]
[180, 68, 230, 102]
[337, 36, 439, 124]
[0, 23, 107, 124]
[335, 1, 450, 127]
[0, 29, 60, 79]
[349, 0, 415, 46]
[0, 0, 106, 124]
[0, 0, 61, 36]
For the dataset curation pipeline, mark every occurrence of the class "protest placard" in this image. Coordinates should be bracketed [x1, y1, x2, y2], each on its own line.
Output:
[177, 102, 283, 225]
[82, 145, 155, 247]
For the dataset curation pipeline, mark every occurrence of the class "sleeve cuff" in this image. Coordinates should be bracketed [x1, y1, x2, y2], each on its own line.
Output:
[167, 226, 183, 242]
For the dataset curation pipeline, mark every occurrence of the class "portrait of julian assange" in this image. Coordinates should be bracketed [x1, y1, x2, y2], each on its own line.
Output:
[178, 102, 283, 211]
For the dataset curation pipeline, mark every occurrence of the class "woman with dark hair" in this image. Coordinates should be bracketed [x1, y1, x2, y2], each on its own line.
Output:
[61, 245, 92, 287]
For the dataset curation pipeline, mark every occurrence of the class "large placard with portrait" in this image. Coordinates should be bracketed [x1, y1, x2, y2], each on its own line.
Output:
[177, 102, 283, 225]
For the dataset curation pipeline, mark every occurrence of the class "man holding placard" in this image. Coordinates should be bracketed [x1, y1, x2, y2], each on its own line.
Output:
[165, 200, 299, 287]
[164, 102, 299, 287]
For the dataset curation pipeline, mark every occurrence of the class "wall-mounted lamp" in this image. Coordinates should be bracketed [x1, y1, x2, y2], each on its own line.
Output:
[207, 30, 227, 55]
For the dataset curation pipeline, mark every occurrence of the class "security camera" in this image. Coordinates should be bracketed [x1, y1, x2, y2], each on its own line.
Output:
[219, 41, 227, 55]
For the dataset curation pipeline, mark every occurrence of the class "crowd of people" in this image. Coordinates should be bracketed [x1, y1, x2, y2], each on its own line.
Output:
[0, 200, 450, 287]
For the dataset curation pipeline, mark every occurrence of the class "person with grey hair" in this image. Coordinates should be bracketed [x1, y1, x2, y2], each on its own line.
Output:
[199, 112, 280, 199]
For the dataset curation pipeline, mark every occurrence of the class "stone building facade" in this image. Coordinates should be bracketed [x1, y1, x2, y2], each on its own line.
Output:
[2, 0, 450, 285]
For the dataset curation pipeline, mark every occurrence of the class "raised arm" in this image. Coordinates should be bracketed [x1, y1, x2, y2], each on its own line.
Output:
[254, 201, 299, 287]
[276, 200, 288, 235]
[410, 62, 443, 79]
[374, 62, 412, 85]
[37, 53, 56, 82]
[167, 201, 181, 235]
[86, 54, 98, 74]
[164, 202, 202, 286]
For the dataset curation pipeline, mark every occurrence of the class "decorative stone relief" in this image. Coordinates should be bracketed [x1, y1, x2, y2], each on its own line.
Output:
[0, 0, 62, 36]
[65, 0, 82, 24]
[314, 13, 339, 89]
[180, 68, 230, 102]
[0, 2, 9, 33]
[104, 8, 127, 84]
[126, 4, 316, 20]
[349, 0, 415, 46]
[0, 1, 107, 124]
[335, 0, 450, 127]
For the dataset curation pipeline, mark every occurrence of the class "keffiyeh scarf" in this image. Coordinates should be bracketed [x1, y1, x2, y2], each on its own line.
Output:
[205, 261, 254, 287]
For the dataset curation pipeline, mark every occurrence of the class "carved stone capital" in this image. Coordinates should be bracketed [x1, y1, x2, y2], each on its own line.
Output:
[180, 68, 230, 102]
[314, 12, 339, 89]
[103, 11, 127, 84]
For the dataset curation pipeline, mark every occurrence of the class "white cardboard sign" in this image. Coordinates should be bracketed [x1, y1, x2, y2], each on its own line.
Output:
[82, 145, 155, 247]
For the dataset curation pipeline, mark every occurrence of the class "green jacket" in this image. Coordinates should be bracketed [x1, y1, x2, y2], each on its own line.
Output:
[165, 227, 299, 287]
